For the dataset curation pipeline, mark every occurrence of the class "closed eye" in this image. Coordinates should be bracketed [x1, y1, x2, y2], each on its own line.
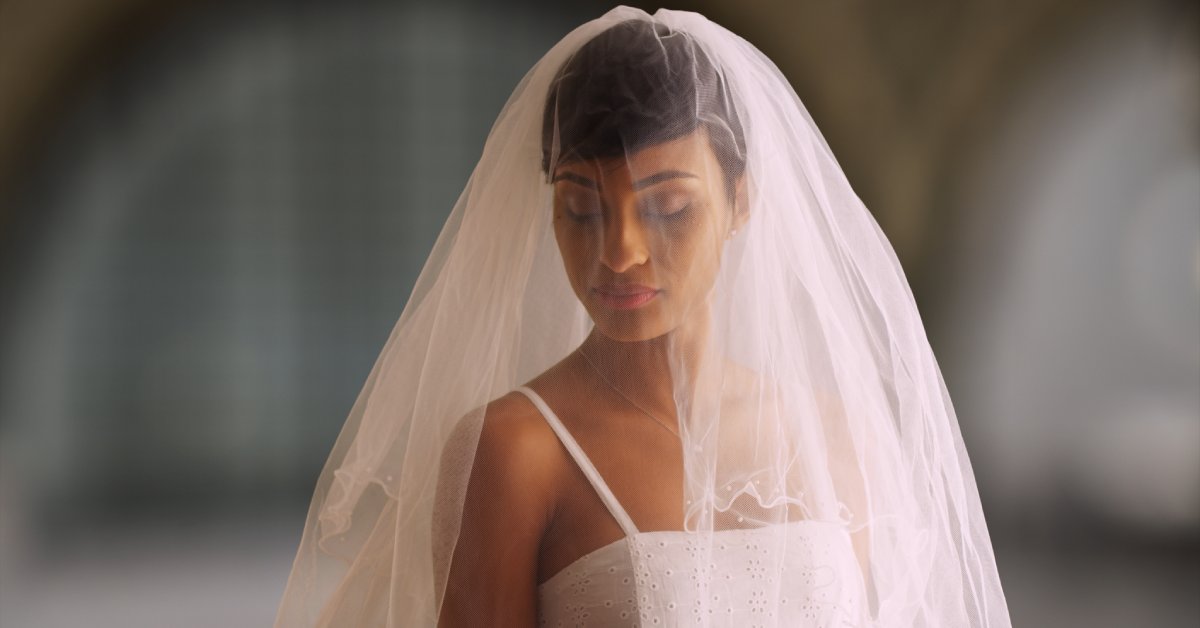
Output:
[642, 195, 694, 218]
[565, 209, 602, 223]
[558, 192, 604, 221]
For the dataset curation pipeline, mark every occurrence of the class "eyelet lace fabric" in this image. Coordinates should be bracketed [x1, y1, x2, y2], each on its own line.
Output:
[521, 387, 865, 627]
[537, 525, 864, 627]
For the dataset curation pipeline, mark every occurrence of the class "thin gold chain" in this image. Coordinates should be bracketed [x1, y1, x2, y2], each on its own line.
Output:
[579, 347, 680, 438]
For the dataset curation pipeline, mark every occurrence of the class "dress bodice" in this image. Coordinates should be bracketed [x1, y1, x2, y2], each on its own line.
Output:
[516, 386, 866, 627]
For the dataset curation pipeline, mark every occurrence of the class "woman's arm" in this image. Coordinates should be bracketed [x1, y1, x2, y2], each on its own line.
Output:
[437, 396, 559, 627]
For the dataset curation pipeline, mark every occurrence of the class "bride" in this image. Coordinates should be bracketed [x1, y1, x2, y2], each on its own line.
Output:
[274, 7, 1011, 627]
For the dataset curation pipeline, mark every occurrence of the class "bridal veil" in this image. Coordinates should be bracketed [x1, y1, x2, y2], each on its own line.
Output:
[274, 6, 1011, 626]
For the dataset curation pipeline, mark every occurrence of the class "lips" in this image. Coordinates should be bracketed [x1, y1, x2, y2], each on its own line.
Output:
[591, 284, 660, 309]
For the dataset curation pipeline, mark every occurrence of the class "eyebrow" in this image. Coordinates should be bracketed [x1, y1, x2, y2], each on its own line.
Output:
[551, 169, 698, 191]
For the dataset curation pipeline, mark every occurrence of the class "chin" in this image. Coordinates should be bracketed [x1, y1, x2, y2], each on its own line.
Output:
[589, 310, 674, 343]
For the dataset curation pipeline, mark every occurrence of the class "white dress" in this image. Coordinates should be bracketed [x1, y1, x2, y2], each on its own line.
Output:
[517, 386, 867, 628]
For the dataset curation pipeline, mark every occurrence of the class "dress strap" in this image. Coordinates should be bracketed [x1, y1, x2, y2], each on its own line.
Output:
[515, 386, 640, 537]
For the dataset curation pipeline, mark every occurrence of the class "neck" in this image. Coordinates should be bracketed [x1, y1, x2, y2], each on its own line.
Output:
[579, 309, 719, 427]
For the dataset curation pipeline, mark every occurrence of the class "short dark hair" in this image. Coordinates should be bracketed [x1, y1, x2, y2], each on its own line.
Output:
[541, 19, 746, 200]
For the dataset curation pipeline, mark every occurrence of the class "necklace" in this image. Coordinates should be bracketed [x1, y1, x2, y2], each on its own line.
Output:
[579, 347, 680, 438]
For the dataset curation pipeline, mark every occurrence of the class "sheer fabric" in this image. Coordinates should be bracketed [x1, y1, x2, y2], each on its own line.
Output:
[274, 6, 1011, 627]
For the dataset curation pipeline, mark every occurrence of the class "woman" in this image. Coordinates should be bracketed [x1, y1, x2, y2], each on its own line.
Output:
[275, 7, 1011, 627]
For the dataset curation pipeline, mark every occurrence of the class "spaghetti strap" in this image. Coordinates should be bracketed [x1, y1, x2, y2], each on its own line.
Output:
[514, 385, 640, 537]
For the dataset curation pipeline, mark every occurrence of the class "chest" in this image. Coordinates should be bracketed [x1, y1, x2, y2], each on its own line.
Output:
[537, 418, 685, 584]
[533, 393, 796, 586]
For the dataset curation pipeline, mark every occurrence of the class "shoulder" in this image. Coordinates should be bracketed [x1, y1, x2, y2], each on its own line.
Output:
[437, 389, 565, 624]
[479, 391, 562, 468]
[454, 389, 567, 507]
[438, 389, 567, 561]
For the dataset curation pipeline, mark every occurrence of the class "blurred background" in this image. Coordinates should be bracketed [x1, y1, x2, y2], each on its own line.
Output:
[0, 0, 1196, 625]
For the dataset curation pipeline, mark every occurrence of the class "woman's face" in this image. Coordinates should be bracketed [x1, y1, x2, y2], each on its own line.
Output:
[551, 129, 746, 343]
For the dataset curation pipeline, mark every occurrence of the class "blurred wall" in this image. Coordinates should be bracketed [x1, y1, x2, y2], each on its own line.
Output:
[0, 1, 600, 625]
[0, 0, 1196, 626]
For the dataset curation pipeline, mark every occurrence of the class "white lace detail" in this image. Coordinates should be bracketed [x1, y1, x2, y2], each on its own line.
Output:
[516, 387, 866, 627]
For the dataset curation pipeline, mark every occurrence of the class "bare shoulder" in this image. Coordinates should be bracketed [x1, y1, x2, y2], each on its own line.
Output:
[467, 389, 565, 498]
[437, 389, 566, 625]
[481, 390, 559, 450]
[438, 387, 569, 521]
[453, 353, 588, 503]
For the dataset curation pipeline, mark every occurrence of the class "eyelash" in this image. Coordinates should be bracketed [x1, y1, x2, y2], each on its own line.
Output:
[650, 203, 693, 221]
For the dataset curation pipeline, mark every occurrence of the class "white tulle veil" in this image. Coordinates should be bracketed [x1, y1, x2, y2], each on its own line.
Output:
[274, 6, 1011, 627]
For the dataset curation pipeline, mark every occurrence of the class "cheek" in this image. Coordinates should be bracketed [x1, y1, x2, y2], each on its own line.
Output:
[552, 220, 594, 287]
[666, 215, 725, 293]
[674, 237, 722, 288]
[662, 209, 723, 265]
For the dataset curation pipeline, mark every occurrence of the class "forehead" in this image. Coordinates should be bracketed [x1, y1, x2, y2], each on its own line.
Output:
[554, 130, 721, 186]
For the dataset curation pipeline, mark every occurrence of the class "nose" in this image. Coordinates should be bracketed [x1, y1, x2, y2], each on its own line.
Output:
[598, 210, 650, 274]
